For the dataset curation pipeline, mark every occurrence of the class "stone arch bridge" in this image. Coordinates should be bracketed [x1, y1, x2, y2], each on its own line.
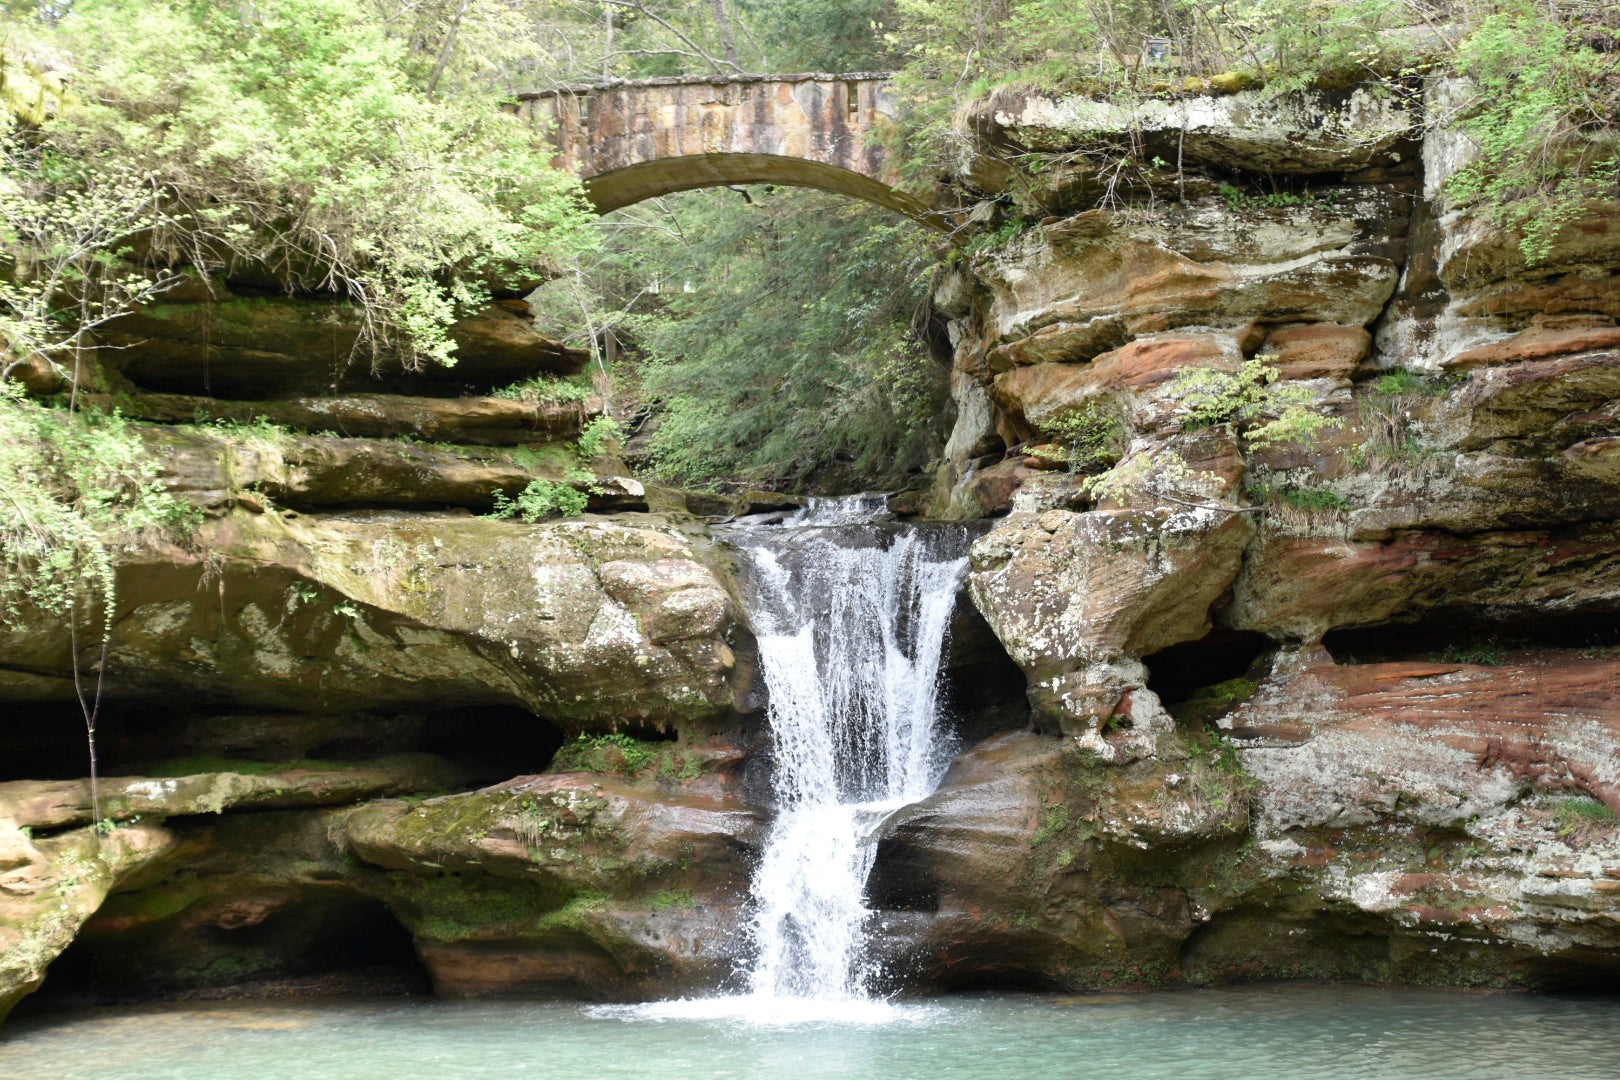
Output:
[515, 72, 937, 225]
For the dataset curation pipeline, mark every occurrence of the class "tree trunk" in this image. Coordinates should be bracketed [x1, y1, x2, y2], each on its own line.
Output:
[426, 0, 473, 99]
[711, 0, 740, 69]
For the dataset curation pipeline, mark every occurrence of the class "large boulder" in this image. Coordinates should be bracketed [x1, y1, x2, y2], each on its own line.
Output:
[0, 511, 741, 734]
[968, 506, 1252, 738]
[347, 771, 761, 997]
[868, 732, 1248, 991]
[0, 822, 176, 1022]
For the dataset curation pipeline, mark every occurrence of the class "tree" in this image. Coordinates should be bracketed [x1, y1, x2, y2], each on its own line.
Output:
[31, 0, 596, 373]
[572, 186, 948, 492]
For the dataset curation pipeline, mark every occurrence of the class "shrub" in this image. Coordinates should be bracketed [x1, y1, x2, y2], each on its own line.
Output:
[17, 0, 594, 372]
[488, 478, 588, 522]
[1354, 369, 1448, 466]
[1248, 481, 1351, 513]
[554, 733, 660, 776]
[491, 374, 596, 407]
[575, 416, 623, 462]
[1037, 400, 1128, 473]
[0, 389, 196, 626]
[1446, 2, 1620, 265]
[1174, 359, 1342, 450]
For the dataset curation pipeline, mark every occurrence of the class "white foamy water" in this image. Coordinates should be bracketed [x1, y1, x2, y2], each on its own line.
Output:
[725, 496, 973, 1011]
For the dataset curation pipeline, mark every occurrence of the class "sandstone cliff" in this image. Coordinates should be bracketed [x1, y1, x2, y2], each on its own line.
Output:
[3, 78, 1619, 1018]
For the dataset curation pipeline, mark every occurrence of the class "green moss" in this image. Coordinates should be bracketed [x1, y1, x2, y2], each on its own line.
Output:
[651, 888, 696, 912]
[536, 890, 607, 931]
[1207, 70, 1256, 94]
[98, 880, 206, 923]
[507, 444, 580, 474]
[389, 873, 550, 942]
[552, 733, 663, 776]
[1032, 803, 1070, 847]
[1551, 795, 1618, 837]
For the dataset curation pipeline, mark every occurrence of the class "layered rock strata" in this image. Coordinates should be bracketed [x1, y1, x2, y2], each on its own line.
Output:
[905, 78, 1620, 989]
[4, 77, 1620, 1017]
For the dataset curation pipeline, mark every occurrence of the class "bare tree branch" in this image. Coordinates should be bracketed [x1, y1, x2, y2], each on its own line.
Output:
[594, 0, 743, 75]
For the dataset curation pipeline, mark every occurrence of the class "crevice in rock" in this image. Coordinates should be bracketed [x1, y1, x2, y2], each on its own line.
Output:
[1179, 902, 1397, 986]
[941, 588, 1031, 746]
[413, 705, 571, 782]
[866, 836, 941, 913]
[0, 703, 567, 787]
[929, 964, 1071, 994]
[1143, 630, 1273, 717]
[1323, 608, 1620, 665]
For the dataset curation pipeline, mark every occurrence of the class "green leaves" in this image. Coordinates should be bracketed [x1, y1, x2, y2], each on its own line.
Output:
[1173, 359, 1341, 450]
[613, 187, 947, 492]
[1446, 2, 1620, 265]
[488, 479, 589, 522]
[0, 388, 196, 630]
[29, 0, 596, 371]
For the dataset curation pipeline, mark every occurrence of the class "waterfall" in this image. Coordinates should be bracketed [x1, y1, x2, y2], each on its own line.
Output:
[728, 496, 972, 1003]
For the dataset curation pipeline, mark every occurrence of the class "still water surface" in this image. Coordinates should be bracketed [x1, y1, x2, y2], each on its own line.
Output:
[2, 987, 1616, 1080]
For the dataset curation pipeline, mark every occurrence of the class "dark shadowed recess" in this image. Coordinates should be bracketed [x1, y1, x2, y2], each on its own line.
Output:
[14, 890, 432, 1014]
[1143, 630, 1274, 707]
[940, 593, 1030, 745]
[0, 702, 567, 784]
[1323, 607, 1620, 664]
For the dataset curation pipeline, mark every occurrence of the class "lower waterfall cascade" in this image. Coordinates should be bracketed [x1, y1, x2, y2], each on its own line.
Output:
[727, 495, 975, 1005]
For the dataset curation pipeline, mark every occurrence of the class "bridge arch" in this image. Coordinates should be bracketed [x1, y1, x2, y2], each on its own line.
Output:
[517, 73, 937, 226]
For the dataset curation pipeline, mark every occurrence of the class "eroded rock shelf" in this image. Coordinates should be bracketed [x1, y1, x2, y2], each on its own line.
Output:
[4, 80, 1620, 1021]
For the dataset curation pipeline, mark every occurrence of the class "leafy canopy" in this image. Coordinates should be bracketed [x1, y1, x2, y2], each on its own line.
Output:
[0, 385, 195, 629]
[15, 0, 596, 371]
[602, 187, 948, 492]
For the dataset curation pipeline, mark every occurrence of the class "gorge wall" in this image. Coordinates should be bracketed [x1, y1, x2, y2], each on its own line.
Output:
[3, 77, 1620, 1020]
[902, 78, 1620, 990]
